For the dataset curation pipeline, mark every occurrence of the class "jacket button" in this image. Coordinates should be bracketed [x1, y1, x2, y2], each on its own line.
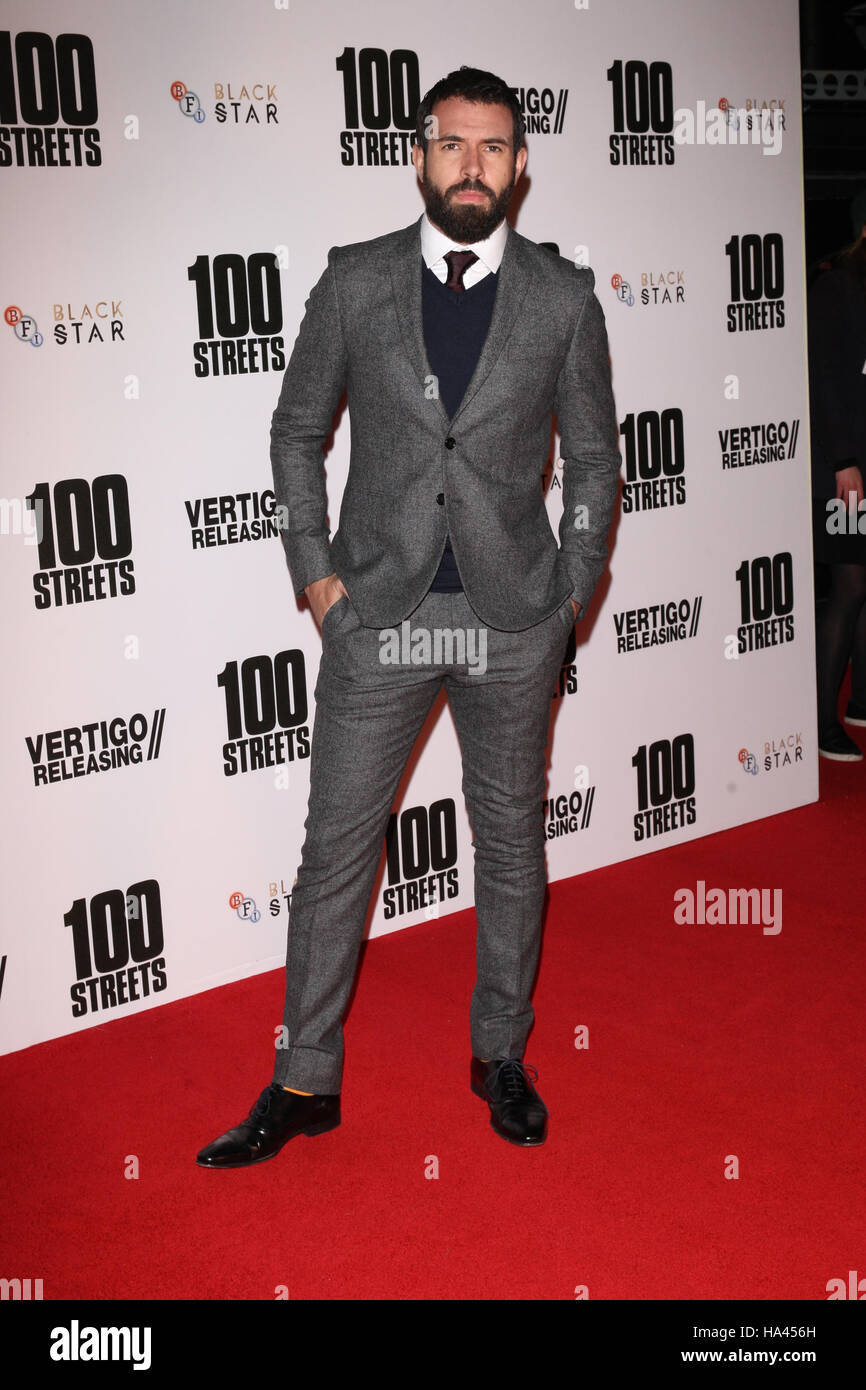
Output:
[436, 493, 445, 505]
[444, 437, 456, 449]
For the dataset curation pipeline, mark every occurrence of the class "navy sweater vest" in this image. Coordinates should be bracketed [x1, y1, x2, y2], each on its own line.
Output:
[421, 261, 498, 592]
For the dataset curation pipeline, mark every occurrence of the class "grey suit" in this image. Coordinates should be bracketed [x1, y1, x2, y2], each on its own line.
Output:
[268, 215, 620, 1094]
[271, 215, 620, 631]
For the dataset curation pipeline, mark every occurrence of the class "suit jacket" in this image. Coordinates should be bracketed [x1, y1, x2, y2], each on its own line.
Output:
[270, 214, 620, 630]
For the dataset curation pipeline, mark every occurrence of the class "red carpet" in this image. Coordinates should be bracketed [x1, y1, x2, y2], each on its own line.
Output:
[2, 744, 864, 1302]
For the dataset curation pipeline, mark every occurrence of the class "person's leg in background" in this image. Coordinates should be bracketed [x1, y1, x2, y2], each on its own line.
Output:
[817, 561, 866, 759]
[844, 565, 866, 724]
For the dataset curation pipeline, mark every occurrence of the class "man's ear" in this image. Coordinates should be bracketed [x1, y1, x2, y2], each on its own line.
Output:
[514, 146, 527, 183]
[411, 143, 425, 181]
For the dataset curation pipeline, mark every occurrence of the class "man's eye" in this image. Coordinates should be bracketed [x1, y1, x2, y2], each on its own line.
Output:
[438, 141, 504, 152]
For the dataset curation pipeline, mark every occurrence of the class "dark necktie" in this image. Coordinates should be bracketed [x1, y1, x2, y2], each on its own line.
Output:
[443, 249, 479, 293]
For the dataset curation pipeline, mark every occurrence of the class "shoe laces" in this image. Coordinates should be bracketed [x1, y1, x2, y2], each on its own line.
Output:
[485, 1058, 539, 1101]
[248, 1083, 283, 1124]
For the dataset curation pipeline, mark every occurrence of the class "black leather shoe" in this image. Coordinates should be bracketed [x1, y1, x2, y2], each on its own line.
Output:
[470, 1056, 548, 1146]
[196, 1083, 340, 1168]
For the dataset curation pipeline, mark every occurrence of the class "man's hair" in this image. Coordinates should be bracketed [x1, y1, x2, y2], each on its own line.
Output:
[415, 66, 526, 158]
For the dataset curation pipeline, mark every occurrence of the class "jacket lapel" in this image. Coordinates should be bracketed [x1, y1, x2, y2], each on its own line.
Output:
[389, 215, 534, 428]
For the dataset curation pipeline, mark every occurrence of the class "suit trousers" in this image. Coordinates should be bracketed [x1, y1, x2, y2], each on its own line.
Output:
[271, 588, 576, 1094]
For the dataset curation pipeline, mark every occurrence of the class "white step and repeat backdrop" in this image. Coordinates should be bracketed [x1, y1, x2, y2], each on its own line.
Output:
[1, 0, 815, 1054]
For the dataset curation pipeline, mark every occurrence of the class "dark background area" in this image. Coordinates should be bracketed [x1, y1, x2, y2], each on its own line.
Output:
[801, 0, 866, 267]
[800, 1, 865, 601]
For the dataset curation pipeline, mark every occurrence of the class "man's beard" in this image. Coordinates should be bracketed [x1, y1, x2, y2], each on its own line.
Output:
[421, 172, 515, 243]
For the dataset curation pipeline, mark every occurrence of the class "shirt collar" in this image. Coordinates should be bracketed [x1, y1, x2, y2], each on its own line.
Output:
[420, 210, 508, 275]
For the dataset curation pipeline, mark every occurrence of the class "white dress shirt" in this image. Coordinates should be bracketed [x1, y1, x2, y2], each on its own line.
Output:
[420, 210, 507, 289]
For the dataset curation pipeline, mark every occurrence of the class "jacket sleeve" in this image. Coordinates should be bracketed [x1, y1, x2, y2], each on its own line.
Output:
[554, 268, 621, 618]
[270, 247, 349, 595]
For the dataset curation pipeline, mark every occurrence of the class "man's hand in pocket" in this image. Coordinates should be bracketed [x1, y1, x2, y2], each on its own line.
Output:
[305, 572, 348, 630]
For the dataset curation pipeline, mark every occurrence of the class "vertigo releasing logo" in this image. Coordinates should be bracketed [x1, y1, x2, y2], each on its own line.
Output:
[719, 418, 800, 470]
[185, 488, 284, 549]
[613, 595, 702, 653]
[0, 31, 100, 167]
[26, 709, 165, 786]
[510, 82, 568, 135]
[542, 785, 596, 839]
